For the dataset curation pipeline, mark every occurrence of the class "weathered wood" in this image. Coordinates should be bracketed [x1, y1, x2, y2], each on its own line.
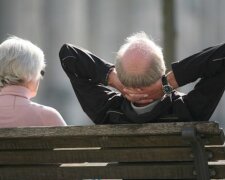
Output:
[206, 146, 225, 161]
[0, 147, 192, 164]
[0, 163, 222, 179]
[0, 122, 224, 179]
[0, 163, 223, 179]
[0, 146, 223, 165]
[0, 134, 223, 150]
[0, 163, 196, 180]
[0, 122, 221, 138]
[210, 164, 225, 179]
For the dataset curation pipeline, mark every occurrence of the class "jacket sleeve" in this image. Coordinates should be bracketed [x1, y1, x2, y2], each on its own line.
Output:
[59, 44, 122, 124]
[172, 44, 225, 87]
[171, 43, 225, 121]
[59, 44, 114, 85]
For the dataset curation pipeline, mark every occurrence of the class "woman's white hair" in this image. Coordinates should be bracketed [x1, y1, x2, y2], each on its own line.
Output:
[115, 32, 166, 87]
[0, 36, 45, 87]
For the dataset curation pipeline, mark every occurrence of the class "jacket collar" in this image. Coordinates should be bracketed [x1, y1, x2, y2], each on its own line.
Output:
[122, 96, 173, 123]
[121, 91, 191, 123]
[0, 85, 33, 99]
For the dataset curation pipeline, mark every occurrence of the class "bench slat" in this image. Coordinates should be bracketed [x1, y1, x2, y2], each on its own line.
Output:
[0, 146, 223, 164]
[207, 146, 225, 161]
[211, 164, 225, 179]
[0, 163, 196, 180]
[1, 164, 224, 179]
[0, 134, 223, 150]
[0, 122, 221, 138]
[0, 147, 192, 164]
[0, 146, 225, 165]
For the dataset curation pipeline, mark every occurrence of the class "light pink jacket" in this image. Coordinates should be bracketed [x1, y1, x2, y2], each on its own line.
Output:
[0, 85, 66, 127]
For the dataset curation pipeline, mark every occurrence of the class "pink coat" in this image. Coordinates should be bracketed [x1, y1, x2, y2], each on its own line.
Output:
[0, 85, 66, 127]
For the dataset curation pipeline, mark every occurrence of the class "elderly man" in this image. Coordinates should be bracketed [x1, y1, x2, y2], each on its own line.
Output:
[59, 32, 225, 124]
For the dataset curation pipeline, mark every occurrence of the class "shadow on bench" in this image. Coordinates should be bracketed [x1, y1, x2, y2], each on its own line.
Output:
[0, 121, 224, 180]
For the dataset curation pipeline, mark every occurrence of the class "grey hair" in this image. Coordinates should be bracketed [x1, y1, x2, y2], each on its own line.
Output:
[0, 36, 45, 87]
[115, 32, 166, 87]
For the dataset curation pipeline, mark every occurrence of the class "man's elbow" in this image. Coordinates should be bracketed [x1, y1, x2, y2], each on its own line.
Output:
[59, 43, 71, 61]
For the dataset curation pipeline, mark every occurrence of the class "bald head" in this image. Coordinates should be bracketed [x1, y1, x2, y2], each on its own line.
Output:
[121, 41, 153, 76]
[115, 32, 166, 88]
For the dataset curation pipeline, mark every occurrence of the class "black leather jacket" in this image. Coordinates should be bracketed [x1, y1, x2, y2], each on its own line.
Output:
[59, 44, 225, 124]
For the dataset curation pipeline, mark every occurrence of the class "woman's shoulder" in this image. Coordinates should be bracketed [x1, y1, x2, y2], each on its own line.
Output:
[29, 101, 67, 126]
[29, 101, 57, 111]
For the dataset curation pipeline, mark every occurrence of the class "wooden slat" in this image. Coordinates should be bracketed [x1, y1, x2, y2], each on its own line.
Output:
[209, 164, 225, 179]
[0, 147, 194, 164]
[0, 146, 223, 165]
[0, 164, 224, 180]
[206, 146, 225, 161]
[0, 122, 221, 138]
[0, 163, 196, 180]
[0, 134, 222, 150]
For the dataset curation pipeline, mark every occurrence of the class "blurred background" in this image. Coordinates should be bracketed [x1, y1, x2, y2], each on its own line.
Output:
[0, 0, 224, 130]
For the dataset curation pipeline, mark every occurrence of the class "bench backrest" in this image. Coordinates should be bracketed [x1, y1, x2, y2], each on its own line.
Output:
[0, 121, 224, 180]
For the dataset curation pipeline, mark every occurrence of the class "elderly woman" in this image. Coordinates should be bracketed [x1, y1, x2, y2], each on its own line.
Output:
[0, 37, 66, 127]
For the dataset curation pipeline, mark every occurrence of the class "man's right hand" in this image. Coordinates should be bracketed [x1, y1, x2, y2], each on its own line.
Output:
[108, 68, 153, 104]
[123, 79, 163, 102]
[123, 71, 179, 105]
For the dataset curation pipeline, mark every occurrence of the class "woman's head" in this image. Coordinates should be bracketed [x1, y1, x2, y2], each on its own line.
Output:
[0, 36, 46, 89]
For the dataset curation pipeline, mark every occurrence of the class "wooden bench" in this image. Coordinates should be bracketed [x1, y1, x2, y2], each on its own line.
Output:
[0, 121, 224, 180]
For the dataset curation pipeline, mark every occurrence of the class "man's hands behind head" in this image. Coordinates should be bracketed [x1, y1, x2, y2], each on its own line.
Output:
[108, 68, 158, 105]
[108, 68, 178, 106]
[123, 72, 179, 105]
[123, 79, 163, 105]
